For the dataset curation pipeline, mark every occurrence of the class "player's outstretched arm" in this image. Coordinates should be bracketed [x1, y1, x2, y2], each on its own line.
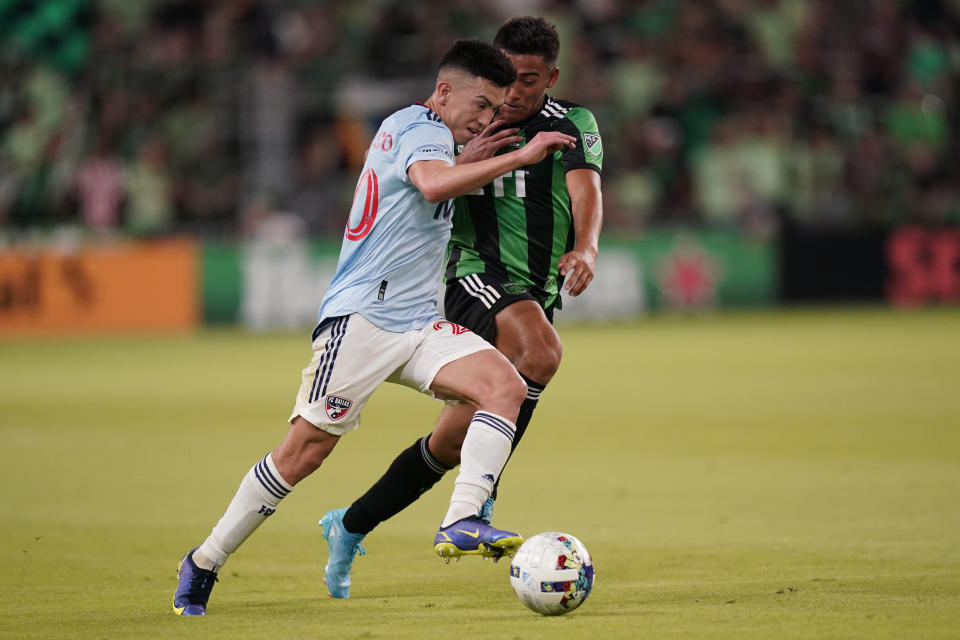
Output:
[409, 131, 575, 203]
[558, 168, 603, 296]
[455, 118, 521, 165]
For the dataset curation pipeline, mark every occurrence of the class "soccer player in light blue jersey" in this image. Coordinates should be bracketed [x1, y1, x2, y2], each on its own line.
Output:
[173, 39, 576, 615]
[317, 17, 605, 600]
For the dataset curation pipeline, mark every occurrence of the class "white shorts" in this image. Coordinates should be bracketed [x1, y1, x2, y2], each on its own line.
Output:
[289, 313, 495, 436]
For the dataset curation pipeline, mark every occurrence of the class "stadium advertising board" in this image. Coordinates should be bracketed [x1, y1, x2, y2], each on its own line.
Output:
[636, 229, 777, 311]
[0, 230, 779, 333]
[780, 224, 960, 307]
[886, 227, 960, 307]
[215, 229, 777, 329]
[779, 224, 887, 302]
[0, 239, 199, 333]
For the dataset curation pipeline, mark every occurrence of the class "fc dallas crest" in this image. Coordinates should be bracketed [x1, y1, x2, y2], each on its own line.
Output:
[325, 395, 353, 421]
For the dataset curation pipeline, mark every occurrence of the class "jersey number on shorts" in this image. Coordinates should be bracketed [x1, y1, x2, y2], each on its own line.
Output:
[432, 320, 471, 335]
[346, 168, 378, 241]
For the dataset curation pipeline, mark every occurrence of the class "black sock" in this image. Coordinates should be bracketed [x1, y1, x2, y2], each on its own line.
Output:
[491, 374, 546, 500]
[342, 434, 450, 535]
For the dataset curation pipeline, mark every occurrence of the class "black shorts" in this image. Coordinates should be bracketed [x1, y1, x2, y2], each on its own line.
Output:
[443, 273, 555, 345]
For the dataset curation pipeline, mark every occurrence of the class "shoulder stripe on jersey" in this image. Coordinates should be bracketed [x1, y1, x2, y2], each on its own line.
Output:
[541, 98, 569, 119]
[459, 273, 501, 309]
[416, 103, 442, 122]
[541, 103, 563, 119]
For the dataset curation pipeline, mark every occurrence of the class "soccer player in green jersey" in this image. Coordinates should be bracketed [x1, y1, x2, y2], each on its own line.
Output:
[320, 17, 603, 597]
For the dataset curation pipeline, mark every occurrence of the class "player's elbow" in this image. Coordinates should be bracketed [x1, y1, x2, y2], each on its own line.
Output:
[419, 186, 448, 204]
[409, 162, 454, 203]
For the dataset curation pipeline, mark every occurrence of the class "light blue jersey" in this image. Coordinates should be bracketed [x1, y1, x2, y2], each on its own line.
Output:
[318, 104, 457, 333]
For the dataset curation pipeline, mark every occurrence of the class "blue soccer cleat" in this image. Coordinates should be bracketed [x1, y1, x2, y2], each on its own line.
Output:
[478, 496, 495, 524]
[173, 548, 218, 616]
[434, 516, 523, 562]
[320, 508, 366, 598]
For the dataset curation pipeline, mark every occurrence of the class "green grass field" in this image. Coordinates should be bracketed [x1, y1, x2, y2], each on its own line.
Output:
[2, 307, 959, 639]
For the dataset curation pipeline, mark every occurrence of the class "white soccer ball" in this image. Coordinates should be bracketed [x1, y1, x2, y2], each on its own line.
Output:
[509, 532, 595, 616]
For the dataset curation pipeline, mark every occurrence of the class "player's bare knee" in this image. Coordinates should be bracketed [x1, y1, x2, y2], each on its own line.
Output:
[497, 369, 528, 410]
[473, 366, 526, 415]
[516, 336, 563, 383]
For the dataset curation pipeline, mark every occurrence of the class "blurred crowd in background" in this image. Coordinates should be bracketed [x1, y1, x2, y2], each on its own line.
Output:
[1, 0, 958, 241]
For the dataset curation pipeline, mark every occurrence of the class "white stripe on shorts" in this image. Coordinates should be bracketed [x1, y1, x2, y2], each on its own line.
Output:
[459, 274, 501, 309]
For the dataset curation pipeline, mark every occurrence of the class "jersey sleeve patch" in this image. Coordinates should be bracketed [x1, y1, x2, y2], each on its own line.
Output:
[555, 110, 603, 174]
[401, 121, 455, 178]
[409, 144, 453, 163]
[582, 132, 602, 157]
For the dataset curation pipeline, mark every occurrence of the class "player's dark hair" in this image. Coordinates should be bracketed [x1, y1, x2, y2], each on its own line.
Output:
[493, 16, 560, 66]
[437, 38, 516, 87]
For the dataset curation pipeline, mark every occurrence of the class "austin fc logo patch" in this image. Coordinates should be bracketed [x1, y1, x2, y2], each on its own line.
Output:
[325, 395, 353, 421]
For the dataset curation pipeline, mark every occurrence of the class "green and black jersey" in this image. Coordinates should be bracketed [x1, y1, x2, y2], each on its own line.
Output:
[445, 95, 603, 311]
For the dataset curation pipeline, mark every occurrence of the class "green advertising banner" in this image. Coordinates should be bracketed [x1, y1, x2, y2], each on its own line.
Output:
[627, 228, 777, 310]
[554, 228, 777, 323]
[201, 241, 243, 325]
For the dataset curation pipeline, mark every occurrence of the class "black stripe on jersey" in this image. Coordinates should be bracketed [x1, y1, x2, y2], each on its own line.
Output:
[444, 244, 462, 282]
[463, 189, 505, 279]
[523, 150, 556, 292]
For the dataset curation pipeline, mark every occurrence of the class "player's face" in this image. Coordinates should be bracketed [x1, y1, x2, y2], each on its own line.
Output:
[441, 75, 507, 145]
[498, 52, 559, 123]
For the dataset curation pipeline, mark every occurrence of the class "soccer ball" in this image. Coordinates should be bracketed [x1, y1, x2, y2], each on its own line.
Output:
[509, 532, 595, 616]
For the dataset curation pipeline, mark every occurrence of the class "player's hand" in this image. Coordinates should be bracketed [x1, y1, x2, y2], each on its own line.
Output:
[519, 131, 576, 165]
[558, 245, 597, 297]
[456, 118, 521, 164]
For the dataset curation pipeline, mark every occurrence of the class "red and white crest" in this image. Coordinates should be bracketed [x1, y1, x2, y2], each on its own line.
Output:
[325, 395, 353, 421]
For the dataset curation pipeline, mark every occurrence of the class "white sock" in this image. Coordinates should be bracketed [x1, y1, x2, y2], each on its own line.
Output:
[442, 411, 515, 527]
[194, 453, 293, 571]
